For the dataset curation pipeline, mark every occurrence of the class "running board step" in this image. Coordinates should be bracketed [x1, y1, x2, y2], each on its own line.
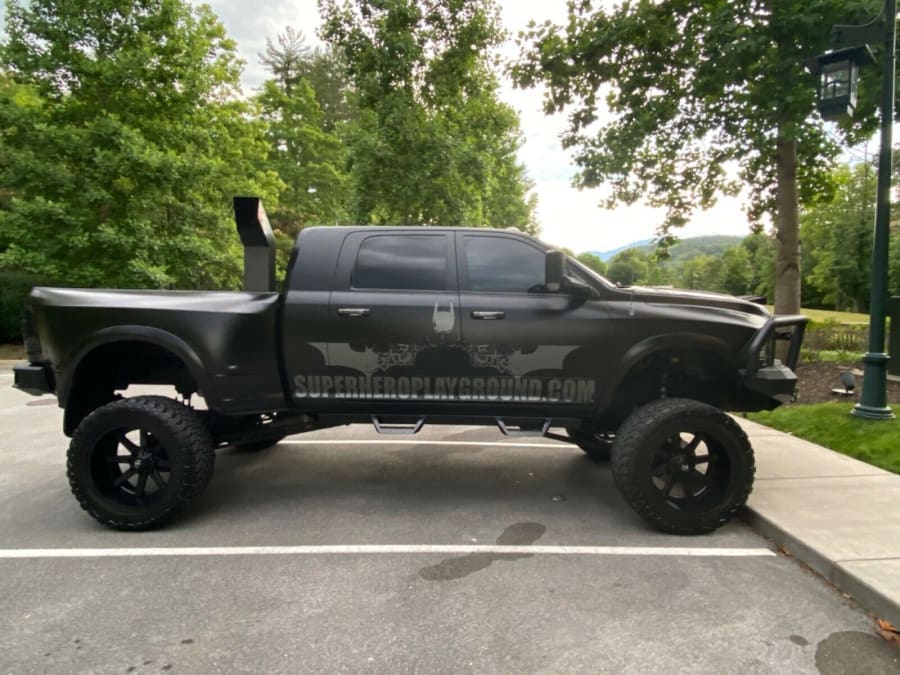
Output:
[371, 416, 425, 435]
[496, 418, 552, 437]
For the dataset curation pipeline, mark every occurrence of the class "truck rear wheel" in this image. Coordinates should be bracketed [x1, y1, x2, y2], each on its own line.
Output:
[566, 428, 613, 461]
[610, 398, 754, 535]
[67, 396, 215, 530]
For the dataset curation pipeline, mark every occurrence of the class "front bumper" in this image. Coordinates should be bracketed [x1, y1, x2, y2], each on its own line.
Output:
[740, 315, 808, 402]
[13, 362, 55, 396]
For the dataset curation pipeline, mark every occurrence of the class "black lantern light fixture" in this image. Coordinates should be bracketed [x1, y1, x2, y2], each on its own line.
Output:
[807, 45, 875, 120]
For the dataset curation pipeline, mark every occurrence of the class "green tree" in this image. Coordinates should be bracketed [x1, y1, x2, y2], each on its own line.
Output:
[741, 232, 778, 301]
[607, 248, 650, 285]
[678, 255, 720, 292]
[513, 0, 883, 314]
[886, 146, 900, 300]
[718, 246, 753, 296]
[801, 161, 875, 311]
[260, 27, 357, 134]
[576, 252, 607, 276]
[320, 0, 537, 231]
[890, 230, 900, 298]
[0, 0, 280, 289]
[257, 28, 349, 236]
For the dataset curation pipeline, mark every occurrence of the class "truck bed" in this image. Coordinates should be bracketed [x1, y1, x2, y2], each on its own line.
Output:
[28, 287, 286, 412]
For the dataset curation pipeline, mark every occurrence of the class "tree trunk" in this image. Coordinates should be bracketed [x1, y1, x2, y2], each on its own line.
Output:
[774, 135, 801, 315]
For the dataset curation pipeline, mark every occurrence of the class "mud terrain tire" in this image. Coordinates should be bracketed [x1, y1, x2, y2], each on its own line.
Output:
[67, 396, 214, 530]
[611, 398, 755, 535]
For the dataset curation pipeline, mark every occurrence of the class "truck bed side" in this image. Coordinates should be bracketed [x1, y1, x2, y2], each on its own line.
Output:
[29, 288, 285, 414]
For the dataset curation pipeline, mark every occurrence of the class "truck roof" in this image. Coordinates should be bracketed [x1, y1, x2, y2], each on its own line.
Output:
[300, 225, 538, 236]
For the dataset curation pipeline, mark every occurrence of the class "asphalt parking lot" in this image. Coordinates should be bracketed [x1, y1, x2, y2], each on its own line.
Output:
[1, 371, 897, 674]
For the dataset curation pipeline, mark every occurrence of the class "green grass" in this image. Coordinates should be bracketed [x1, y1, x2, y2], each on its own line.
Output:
[800, 349, 860, 363]
[749, 402, 900, 474]
[0, 343, 24, 360]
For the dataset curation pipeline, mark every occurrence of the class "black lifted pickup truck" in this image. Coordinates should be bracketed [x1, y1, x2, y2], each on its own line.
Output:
[14, 198, 806, 534]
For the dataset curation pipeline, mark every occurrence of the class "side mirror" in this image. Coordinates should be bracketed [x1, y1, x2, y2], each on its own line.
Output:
[545, 250, 565, 292]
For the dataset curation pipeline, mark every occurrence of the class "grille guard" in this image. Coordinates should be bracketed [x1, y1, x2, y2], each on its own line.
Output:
[743, 315, 808, 377]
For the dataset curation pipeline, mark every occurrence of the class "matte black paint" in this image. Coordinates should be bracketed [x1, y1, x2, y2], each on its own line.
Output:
[234, 196, 277, 293]
[14, 226, 806, 439]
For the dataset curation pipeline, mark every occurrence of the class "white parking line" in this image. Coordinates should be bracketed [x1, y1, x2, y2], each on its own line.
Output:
[0, 545, 775, 559]
[281, 440, 567, 448]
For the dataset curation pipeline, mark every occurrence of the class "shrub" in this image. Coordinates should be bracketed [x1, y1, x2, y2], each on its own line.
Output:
[0, 272, 41, 343]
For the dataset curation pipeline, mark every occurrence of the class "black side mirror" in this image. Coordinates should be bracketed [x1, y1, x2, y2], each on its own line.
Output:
[545, 250, 565, 291]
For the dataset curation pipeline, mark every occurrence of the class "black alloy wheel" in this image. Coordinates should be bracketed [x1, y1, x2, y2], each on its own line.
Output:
[611, 398, 755, 535]
[100, 427, 171, 505]
[67, 396, 214, 530]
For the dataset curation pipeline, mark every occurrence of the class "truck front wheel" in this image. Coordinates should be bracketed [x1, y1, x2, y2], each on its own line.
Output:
[67, 396, 215, 530]
[610, 398, 755, 535]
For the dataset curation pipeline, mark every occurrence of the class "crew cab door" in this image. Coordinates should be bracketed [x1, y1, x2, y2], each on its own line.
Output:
[455, 232, 606, 410]
[297, 231, 461, 404]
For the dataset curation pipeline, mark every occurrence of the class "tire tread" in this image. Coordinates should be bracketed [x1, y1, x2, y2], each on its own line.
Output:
[611, 398, 755, 535]
[67, 396, 214, 531]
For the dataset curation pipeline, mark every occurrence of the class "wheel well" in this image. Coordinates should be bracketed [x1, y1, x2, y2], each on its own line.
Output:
[611, 348, 739, 419]
[64, 341, 198, 436]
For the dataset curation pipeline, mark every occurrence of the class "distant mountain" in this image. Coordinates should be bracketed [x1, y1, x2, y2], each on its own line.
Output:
[590, 235, 743, 264]
[591, 239, 653, 261]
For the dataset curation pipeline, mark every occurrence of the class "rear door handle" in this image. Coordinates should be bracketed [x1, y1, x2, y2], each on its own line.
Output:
[471, 310, 505, 320]
[337, 307, 371, 317]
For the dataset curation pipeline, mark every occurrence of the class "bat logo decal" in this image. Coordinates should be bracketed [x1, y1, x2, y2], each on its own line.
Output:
[433, 302, 455, 334]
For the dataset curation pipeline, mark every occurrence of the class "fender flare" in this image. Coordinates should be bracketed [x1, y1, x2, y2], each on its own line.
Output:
[58, 326, 217, 409]
[597, 332, 737, 410]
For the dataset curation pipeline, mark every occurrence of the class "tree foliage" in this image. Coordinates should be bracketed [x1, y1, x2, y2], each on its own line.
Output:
[606, 247, 667, 286]
[576, 251, 606, 275]
[591, 231, 775, 298]
[320, 0, 538, 231]
[0, 0, 280, 289]
[606, 248, 649, 285]
[260, 27, 357, 133]
[801, 161, 876, 311]
[513, 0, 884, 313]
[256, 28, 349, 236]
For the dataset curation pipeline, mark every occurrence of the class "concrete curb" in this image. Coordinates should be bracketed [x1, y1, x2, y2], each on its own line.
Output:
[735, 416, 900, 626]
[742, 506, 900, 626]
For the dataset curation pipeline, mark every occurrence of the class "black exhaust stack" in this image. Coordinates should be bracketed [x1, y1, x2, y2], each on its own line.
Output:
[234, 196, 276, 292]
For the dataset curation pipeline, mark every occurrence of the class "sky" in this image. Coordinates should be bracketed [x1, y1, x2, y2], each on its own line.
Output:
[0, 1, 753, 254]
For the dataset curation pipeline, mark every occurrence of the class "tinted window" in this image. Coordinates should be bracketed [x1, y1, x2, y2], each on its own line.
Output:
[465, 236, 545, 292]
[353, 235, 447, 290]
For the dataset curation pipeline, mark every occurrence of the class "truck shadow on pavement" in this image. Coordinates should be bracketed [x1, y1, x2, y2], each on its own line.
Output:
[192, 442, 618, 522]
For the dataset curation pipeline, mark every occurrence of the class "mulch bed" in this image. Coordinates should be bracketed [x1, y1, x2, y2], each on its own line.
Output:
[792, 360, 900, 405]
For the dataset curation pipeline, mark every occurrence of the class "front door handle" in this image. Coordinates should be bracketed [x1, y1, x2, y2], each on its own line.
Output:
[471, 310, 505, 320]
[337, 307, 371, 317]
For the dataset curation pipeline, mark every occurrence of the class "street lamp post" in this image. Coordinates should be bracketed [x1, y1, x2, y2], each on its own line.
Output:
[810, 1, 896, 420]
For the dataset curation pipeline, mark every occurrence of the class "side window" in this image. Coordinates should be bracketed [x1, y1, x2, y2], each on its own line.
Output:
[464, 235, 545, 293]
[352, 234, 447, 290]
